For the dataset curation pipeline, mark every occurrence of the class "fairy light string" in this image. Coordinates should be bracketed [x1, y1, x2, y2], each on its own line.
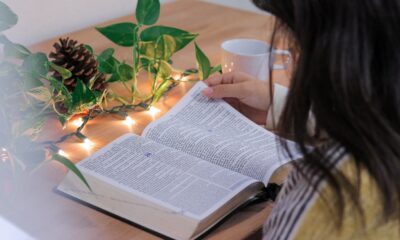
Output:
[41, 80, 181, 155]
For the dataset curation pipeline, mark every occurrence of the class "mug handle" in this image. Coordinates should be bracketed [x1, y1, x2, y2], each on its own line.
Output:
[272, 49, 292, 70]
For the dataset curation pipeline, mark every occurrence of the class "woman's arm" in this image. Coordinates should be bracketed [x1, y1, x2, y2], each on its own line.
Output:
[203, 71, 288, 128]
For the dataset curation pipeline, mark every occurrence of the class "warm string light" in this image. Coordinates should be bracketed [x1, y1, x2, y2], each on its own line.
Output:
[172, 73, 182, 81]
[75, 132, 94, 150]
[1, 147, 9, 162]
[62, 106, 160, 153]
[148, 106, 161, 117]
[172, 73, 190, 82]
[83, 138, 94, 150]
[57, 149, 69, 158]
[72, 118, 84, 127]
[124, 116, 136, 126]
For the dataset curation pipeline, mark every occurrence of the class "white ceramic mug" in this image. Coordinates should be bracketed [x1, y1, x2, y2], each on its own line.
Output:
[221, 39, 292, 81]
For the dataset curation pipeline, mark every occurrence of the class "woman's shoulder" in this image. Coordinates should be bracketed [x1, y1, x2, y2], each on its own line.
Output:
[263, 153, 400, 240]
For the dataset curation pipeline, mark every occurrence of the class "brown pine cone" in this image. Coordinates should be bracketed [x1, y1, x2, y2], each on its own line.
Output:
[49, 38, 107, 92]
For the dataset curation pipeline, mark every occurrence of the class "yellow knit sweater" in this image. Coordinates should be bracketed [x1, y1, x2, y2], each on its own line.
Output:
[263, 155, 400, 239]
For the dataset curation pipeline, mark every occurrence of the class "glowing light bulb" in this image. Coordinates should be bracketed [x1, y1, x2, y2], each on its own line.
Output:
[72, 118, 84, 127]
[57, 149, 69, 158]
[172, 73, 182, 81]
[83, 138, 94, 150]
[148, 107, 161, 117]
[1, 148, 8, 162]
[124, 116, 136, 126]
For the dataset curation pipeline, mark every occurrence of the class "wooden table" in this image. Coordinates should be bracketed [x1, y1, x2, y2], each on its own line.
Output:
[0, 1, 291, 239]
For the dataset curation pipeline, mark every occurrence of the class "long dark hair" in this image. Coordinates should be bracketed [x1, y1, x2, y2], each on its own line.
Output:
[253, 0, 400, 226]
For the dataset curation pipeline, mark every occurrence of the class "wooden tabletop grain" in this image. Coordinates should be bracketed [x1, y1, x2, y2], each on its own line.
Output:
[0, 1, 292, 239]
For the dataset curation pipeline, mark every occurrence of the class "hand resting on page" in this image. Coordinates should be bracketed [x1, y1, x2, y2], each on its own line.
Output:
[202, 71, 272, 125]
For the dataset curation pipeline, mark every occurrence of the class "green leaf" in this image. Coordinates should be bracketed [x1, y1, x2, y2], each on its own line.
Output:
[157, 60, 173, 79]
[118, 63, 133, 82]
[152, 80, 171, 104]
[141, 26, 198, 51]
[136, 0, 160, 26]
[106, 72, 121, 83]
[29, 116, 45, 140]
[57, 114, 69, 127]
[152, 80, 171, 103]
[141, 34, 176, 61]
[47, 76, 72, 109]
[71, 79, 96, 109]
[97, 48, 117, 74]
[3, 42, 31, 59]
[84, 44, 94, 54]
[0, 61, 22, 95]
[140, 58, 157, 74]
[22, 52, 49, 84]
[50, 62, 72, 80]
[183, 68, 198, 75]
[53, 154, 92, 191]
[210, 64, 222, 75]
[28, 86, 52, 103]
[195, 43, 211, 80]
[0, 2, 18, 32]
[156, 35, 176, 60]
[96, 23, 138, 47]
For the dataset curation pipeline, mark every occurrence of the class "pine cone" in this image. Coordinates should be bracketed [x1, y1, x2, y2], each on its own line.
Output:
[49, 38, 107, 92]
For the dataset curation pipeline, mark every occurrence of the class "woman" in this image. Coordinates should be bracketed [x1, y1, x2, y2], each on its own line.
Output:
[202, 0, 400, 239]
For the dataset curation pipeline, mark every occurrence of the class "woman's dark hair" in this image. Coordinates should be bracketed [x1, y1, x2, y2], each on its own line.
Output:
[253, 0, 400, 227]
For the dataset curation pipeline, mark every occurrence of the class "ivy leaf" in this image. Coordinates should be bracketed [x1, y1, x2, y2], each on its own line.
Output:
[84, 44, 94, 54]
[97, 48, 117, 74]
[0, 61, 22, 95]
[152, 80, 171, 104]
[195, 43, 211, 80]
[141, 35, 176, 61]
[140, 58, 157, 74]
[136, 0, 160, 26]
[156, 35, 176, 60]
[96, 23, 138, 47]
[57, 114, 69, 127]
[22, 53, 49, 88]
[106, 72, 121, 83]
[28, 86, 52, 103]
[183, 68, 198, 75]
[52, 154, 92, 191]
[141, 26, 198, 52]
[0, 2, 18, 32]
[157, 60, 173, 79]
[50, 62, 72, 80]
[71, 79, 96, 109]
[47, 76, 72, 109]
[3, 42, 31, 60]
[118, 63, 133, 82]
[30, 116, 45, 140]
[210, 64, 222, 75]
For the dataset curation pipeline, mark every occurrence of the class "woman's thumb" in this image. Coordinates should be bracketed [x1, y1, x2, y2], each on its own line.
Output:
[202, 83, 245, 99]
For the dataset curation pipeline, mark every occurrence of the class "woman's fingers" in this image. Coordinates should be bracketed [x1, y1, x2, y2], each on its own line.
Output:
[204, 71, 252, 86]
[202, 82, 248, 99]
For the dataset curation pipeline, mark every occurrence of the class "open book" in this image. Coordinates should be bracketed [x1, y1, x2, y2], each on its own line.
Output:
[57, 81, 300, 240]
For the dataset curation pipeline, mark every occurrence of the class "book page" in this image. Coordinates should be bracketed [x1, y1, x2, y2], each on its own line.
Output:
[75, 133, 259, 219]
[143, 82, 301, 184]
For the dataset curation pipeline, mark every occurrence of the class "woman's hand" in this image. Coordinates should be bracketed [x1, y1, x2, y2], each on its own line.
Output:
[202, 71, 271, 125]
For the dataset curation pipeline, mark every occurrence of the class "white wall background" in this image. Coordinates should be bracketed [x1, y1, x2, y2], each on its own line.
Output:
[2, 0, 265, 46]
